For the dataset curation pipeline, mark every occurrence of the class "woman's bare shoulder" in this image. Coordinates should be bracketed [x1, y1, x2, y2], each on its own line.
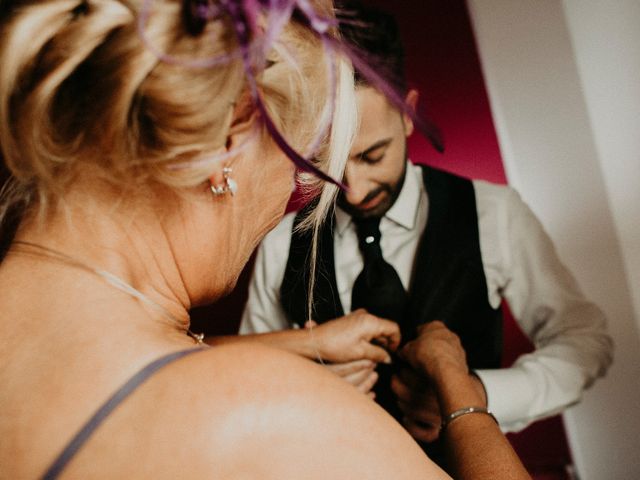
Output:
[176, 344, 447, 479]
[66, 343, 449, 479]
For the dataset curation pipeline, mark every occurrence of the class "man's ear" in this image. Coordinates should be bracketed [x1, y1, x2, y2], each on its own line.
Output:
[225, 93, 259, 150]
[402, 89, 419, 138]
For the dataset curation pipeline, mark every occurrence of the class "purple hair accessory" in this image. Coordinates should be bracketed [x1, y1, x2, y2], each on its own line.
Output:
[233, 0, 346, 188]
[139, 0, 347, 187]
[138, 0, 442, 188]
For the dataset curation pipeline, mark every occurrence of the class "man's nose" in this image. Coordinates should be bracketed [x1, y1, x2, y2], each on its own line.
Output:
[343, 170, 370, 206]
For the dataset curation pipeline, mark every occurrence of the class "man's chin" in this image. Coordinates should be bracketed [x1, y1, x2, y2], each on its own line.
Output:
[340, 199, 392, 219]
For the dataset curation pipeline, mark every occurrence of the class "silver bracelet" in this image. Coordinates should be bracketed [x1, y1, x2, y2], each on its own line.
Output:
[441, 406, 498, 430]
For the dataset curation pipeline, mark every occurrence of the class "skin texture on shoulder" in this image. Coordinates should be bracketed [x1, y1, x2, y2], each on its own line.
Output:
[54, 343, 449, 480]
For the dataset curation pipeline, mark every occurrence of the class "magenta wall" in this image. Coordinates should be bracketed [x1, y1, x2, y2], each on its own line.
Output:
[367, 0, 506, 184]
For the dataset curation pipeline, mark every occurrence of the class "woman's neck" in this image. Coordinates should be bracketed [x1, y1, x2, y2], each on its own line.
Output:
[9, 190, 194, 337]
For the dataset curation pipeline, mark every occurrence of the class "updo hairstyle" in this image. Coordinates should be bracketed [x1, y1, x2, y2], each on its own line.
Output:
[0, 0, 348, 233]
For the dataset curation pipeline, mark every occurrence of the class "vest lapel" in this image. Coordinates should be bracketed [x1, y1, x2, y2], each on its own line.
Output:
[408, 166, 502, 368]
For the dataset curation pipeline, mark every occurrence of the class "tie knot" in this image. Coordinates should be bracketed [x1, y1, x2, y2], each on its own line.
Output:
[351, 214, 407, 325]
[354, 217, 382, 255]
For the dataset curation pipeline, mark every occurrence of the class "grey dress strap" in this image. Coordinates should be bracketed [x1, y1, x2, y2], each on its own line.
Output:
[42, 348, 206, 480]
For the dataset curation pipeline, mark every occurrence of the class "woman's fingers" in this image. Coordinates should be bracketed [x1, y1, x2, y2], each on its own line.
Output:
[313, 310, 401, 363]
[400, 321, 467, 378]
[324, 360, 378, 394]
[352, 309, 401, 351]
[369, 318, 401, 351]
[325, 359, 375, 376]
[360, 341, 393, 364]
[353, 369, 379, 394]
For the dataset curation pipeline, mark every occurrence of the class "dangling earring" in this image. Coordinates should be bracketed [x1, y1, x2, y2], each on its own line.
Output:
[210, 167, 238, 197]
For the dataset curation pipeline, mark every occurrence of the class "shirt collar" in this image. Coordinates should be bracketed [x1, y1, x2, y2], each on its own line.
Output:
[335, 160, 421, 236]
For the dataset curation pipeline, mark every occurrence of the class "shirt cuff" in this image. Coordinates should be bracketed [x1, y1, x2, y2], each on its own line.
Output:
[474, 367, 537, 432]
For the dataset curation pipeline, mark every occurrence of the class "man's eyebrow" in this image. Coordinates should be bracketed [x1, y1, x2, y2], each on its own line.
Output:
[351, 138, 393, 159]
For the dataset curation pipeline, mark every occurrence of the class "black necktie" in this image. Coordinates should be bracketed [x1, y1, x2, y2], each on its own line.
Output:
[351, 217, 407, 324]
[350, 216, 408, 419]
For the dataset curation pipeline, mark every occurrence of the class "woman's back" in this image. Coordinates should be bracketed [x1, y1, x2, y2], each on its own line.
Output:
[0, 256, 447, 480]
[0, 248, 202, 478]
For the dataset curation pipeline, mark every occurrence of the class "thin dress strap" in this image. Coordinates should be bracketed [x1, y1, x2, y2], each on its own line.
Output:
[42, 348, 206, 480]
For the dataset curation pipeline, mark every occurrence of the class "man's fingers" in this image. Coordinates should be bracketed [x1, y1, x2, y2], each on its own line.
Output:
[397, 399, 441, 426]
[391, 373, 433, 403]
[392, 374, 441, 430]
[403, 416, 441, 444]
[390, 374, 412, 402]
[397, 367, 425, 391]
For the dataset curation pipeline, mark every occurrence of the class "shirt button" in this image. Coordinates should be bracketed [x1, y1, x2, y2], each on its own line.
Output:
[365, 236, 375, 244]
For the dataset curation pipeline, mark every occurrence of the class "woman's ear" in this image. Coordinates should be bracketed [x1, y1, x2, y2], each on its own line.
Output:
[225, 93, 259, 150]
[206, 94, 257, 196]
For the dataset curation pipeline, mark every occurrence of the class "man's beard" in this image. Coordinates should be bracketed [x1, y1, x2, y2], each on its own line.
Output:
[338, 159, 408, 220]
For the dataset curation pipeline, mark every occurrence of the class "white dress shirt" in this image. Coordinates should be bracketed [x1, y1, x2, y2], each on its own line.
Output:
[240, 162, 612, 432]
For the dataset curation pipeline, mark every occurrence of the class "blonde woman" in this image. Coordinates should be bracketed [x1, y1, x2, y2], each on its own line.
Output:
[0, 1, 529, 479]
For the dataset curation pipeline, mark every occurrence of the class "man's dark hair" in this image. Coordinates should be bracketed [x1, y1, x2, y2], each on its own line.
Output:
[336, 1, 407, 94]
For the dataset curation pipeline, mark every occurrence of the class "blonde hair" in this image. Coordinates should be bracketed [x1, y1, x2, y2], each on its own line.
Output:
[0, 0, 353, 235]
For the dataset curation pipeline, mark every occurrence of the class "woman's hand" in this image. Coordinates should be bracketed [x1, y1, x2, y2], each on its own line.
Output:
[308, 309, 401, 364]
[324, 359, 379, 397]
[397, 321, 487, 424]
[302, 310, 399, 395]
[400, 321, 468, 386]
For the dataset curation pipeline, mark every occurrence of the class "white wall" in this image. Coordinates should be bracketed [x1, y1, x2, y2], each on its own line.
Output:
[467, 1, 640, 478]
[562, 0, 640, 335]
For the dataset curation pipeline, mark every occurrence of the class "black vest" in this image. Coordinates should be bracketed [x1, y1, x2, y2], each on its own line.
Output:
[280, 165, 503, 369]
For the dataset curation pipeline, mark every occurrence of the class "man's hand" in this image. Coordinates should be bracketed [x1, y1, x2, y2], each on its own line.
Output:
[391, 368, 441, 443]
[307, 309, 401, 364]
[391, 367, 487, 443]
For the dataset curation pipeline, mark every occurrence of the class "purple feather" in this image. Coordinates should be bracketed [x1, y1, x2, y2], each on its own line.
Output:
[139, 0, 441, 190]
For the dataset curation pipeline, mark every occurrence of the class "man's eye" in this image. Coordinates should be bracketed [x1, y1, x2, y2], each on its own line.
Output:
[361, 154, 384, 164]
